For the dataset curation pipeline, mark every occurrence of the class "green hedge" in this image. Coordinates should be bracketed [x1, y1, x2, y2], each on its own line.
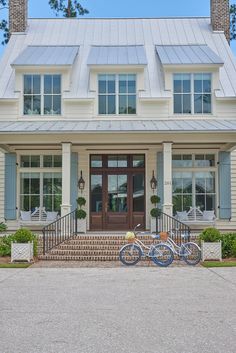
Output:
[200, 228, 236, 259]
[0, 228, 38, 257]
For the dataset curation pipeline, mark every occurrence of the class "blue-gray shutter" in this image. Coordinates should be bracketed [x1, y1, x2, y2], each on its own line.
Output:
[157, 152, 164, 208]
[218, 151, 231, 219]
[70, 152, 78, 211]
[4, 153, 17, 220]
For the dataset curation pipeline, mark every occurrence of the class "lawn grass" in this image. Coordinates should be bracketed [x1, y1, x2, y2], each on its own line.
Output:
[0, 263, 31, 268]
[202, 261, 236, 268]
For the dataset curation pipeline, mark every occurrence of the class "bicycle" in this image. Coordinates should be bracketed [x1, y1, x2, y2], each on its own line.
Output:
[165, 230, 201, 266]
[119, 224, 174, 267]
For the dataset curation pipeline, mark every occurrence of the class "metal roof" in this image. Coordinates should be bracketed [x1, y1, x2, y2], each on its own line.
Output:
[1, 119, 236, 134]
[156, 45, 224, 65]
[87, 46, 147, 65]
[11, 46, 79, 66]
[0, 18, 236, 99]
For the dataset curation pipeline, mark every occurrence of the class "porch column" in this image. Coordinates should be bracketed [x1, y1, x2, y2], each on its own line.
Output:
[61, 143, 72, 217]
[162, 142, 173, 217]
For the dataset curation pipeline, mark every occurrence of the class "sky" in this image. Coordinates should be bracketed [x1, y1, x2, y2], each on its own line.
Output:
[0, 0, 236, 55]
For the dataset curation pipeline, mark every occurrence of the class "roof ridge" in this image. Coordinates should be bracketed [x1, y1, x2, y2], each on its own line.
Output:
[28, 16, 210, 20]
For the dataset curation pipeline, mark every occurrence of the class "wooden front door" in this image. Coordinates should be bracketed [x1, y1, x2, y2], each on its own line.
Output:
[90, 154, 145, 231]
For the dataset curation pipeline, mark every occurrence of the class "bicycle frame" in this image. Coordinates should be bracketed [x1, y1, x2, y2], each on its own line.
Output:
[166, 237, 201, 257]
[132, 238, 156, 258]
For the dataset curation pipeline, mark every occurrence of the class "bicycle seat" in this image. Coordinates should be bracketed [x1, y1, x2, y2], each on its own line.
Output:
[151, 234, 160, 240]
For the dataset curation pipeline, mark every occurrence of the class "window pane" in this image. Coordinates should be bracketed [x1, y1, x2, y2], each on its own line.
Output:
[183, 94, 191, 114]
[203, 74, 211, 93]
[20, 173, 30, 194]
[183, 75, 191, 93]
[24, 96, 32, 115]
[54, 195, 62, 212]
[128, 75, 136, 93]
[108, 95, 116, 114]
[44, 95, 52, 114]
[43, 173, 53, 194]
[32, 95, 41, 114]
[44, 75, 52, 94]
[173, 195, 182, 213]
[133, 155, 145, 168]
[31, 156, 40, 168]
[195, 155, 215, 167]
[91, 156, 103, 168]
[133, 173, 145, 212]
[206, 194, 215, 210]
[194, 94, 202, 114]
[172, 155, 192, 168]
[182, 172, 192, 193]
[53, 95, 61, 115]
[99, 95, 106, 114]
[43, 195, 52, 211]
[194, 74, 202, 93]
[108, 75, 115, 93]
[54, 155, 62, 167]
[33, 75, 41, 94]
[119, 76, 127, 94]
[128, 95, 136, 114]
[98, 77, 106, 94]
[203, 94, 211, 114]
[119, 95, 127, 114]
[174, 94, 182, 113]
[91, 175, 103, 212]
[21, 156, 30, 168]
[43, 155, 53, 167]
[53, 75, 61, 94]
[24, 75, 32, 94]
[196, 195, 205, 211]
[53, 173, 62, 194]
[183, 195, 192, 211]
[30, 173, 40, 194]
[118, 156, 128, 167]
[174, 75, 182, 93]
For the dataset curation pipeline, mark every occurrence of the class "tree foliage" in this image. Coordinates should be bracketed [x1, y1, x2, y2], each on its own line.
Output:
[0, 0, 88, 45]
[230, 4, 236, 40]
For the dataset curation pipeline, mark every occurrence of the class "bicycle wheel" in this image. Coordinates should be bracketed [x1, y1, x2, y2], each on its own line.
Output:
[182, 242, 201, 265]
[119, 244, 142, 266]
[151, 243, 174, 267]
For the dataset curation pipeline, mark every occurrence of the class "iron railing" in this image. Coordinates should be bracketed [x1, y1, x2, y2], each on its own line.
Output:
[156, 211, 191, 244]
[42, 209, 77, 255]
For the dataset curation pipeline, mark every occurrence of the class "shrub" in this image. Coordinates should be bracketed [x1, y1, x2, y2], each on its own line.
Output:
[221, 233, 236, 259]
[199, 228, 221, 242]
[76, 197, 87, 219]
[150, 208, 161, 218]
[0, 229, 38, 257]
[76, 209, 87, 220]
[77, 197, 86, 207]
[0, 222, 7, 233]
[150, 195, 160, 205]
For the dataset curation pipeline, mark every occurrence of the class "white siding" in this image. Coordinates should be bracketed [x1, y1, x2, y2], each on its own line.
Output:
[0, 152, 5, 221]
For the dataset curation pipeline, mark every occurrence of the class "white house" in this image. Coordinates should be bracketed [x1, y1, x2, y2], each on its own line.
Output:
[0, 0, 236, 233]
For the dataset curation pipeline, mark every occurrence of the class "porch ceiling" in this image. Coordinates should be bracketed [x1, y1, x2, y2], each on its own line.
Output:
[1, 119, 236, 134]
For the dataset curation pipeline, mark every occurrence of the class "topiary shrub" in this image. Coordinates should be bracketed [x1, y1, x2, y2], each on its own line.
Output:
[77, 197, 86, 207]
[150, 195, 160, 205]
[76, 209, 87, 220]
[199, 227, 221, 243]
[76, 197, 87, 219]
[150, 208, 161, 218]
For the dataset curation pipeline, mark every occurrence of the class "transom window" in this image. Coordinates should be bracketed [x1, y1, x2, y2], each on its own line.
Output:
[172, 154, 216, 214]
[90, 155, 144, 168]
[173, 73, 212, 114]
[19, 155, 62, 215]
[23, 74, 61, 115]
[98, 74, 136, 115]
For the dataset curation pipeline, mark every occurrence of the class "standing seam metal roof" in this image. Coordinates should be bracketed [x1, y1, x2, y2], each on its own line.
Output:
[87, 46, 147, 65]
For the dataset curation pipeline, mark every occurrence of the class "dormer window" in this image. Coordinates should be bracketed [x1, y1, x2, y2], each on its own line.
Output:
[98, 74, 136, 115]
[173, 73, 212, 115]
[23, 74, 61, 116]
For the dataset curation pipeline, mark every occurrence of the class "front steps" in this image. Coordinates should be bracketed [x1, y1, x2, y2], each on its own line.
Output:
[39, 235, 158, 261]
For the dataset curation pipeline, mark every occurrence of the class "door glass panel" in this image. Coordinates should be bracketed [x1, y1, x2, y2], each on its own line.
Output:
[91, 156, 102, 168]
[108, 155, 127, 168]
[108, 175, 127, 212]
[91, 175, 103, 212]
[133, 173, 144, 212]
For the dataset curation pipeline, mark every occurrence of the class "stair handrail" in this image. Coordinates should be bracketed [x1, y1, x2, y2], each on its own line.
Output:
[156, 211, 191, 244]
[42, 209, 77, 255]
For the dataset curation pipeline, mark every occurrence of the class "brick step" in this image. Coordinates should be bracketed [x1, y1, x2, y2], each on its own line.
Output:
[49, 249, 122, 256]
[64, 239, 156, 246]
[56, 244, 127, 250]
[39, 255, 121, 261]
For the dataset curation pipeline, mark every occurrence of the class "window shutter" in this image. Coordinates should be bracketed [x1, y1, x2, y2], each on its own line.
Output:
[4, 153, 17, 220]
[157, 152, 164, 208]
[70, 152, 78, 212]
[218, 151, 231, 220]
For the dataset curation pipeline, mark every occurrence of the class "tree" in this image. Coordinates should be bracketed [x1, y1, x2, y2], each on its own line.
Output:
[48, 0, 89, 17]
[230, 4, 236, 40]
[0, 0, 88, 45]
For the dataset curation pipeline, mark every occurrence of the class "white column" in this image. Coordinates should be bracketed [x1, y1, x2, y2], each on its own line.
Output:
[163, 142, 173, 216]
[61, 143, 72, 217]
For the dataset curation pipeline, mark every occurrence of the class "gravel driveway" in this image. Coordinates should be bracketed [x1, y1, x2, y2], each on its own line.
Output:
[0, 266, 235, 353]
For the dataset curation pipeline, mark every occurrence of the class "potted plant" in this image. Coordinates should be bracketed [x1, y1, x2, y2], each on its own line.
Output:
[200, 227, 222, 261]
[11, 228, 37, 263]
[150, 195, 161, 233]
[76, 197, 87, 233]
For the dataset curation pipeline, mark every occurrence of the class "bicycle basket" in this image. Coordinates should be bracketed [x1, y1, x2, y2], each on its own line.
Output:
[159, 232, 168, 241]
[125, 231, 136, 242]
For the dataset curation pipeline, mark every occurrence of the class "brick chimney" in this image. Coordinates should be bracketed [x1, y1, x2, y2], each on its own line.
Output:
[211, 0, 230, 43]
[9, 0, 28, 35]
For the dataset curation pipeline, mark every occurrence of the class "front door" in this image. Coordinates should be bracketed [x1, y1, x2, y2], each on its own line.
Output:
[90, 154, 145, 230]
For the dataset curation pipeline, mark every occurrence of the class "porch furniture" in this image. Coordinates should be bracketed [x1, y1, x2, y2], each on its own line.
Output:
[20, 207, 58, 224]
[176, 207, 216, 225]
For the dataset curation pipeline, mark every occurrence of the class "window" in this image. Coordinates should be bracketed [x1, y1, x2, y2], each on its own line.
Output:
[173, 73, 212, 114]
[23, 75, 61, 115]
[19, 155, 62, 216]
[172, 154, 216, 214]
[98, 74, 136, 115]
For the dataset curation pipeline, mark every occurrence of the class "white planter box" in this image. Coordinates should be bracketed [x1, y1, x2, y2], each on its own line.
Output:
[77, 218, 87, 233]
[11, 242, 34, 263]
[201, 241, 222, 261]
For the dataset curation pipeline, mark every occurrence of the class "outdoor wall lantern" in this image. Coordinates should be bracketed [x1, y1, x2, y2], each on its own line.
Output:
[150, 170, 157, 190]
[78, 170, 85, 190]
